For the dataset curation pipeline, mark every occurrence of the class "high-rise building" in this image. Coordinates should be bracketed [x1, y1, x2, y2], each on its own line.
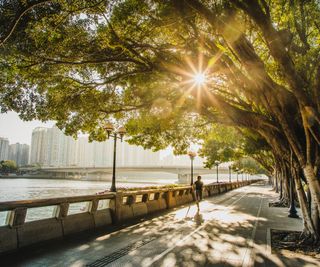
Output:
[64, 135, 77, 166]
[29, 126, 163, 167]
[119, 141, 161, 167]
[77, 136, 93, 167]
[30, 127, 48, 165]
[0, 137, 9, 161]
[92, 140, 111, 167]
[8, 143, 29, 166]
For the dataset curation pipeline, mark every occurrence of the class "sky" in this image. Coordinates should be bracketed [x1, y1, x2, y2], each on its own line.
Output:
[0, 112, 54, 145]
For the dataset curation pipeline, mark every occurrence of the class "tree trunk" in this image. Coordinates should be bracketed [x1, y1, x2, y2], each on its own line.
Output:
[275, 169, 279, 193]
[311, 198, 320, 239]
[293, 168, 318, 238]
[303, 164, 320, 216]
[307, 187, 312, 216]
[281, 163, 290, 205]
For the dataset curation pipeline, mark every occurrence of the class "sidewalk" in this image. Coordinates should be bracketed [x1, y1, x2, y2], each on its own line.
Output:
[1, 182, 319, 267]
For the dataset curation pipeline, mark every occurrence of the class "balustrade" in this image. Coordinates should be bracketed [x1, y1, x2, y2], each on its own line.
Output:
[0, 180, 259, 254]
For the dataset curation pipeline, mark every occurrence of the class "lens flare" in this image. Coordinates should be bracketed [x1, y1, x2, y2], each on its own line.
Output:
[193, 72, 206, 86]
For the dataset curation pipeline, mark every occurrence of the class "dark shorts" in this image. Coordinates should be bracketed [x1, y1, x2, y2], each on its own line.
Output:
[196, 190, 202, 201]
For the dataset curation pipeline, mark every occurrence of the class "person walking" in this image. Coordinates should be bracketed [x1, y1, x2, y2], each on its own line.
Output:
[194, 175, 203, 209]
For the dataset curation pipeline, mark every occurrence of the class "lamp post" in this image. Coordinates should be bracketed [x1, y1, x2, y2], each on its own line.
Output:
[214, 160, 220, 183]
[288, 177, 299, 218]
[279, 176, 283, 201]
[188, 151, 197, 185]
[105, 123, 126, 192]
[228, 165, 232, 183]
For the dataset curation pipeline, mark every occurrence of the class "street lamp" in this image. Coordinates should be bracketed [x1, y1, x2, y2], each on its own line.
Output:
[228, 165, 232, 183]
[105, 123, 126, 192]
[188, 151, 197, 185]
[214, 160, 220, 183]
[288, 177, 299, 218]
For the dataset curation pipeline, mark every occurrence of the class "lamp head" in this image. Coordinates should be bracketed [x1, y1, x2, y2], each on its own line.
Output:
[105, 123, 114, 138]
[117, 126, 126, 141]
[187, 151, 197, 159]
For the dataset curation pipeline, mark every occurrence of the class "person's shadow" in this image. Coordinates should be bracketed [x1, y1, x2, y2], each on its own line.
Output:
[194, 209, 204, 226]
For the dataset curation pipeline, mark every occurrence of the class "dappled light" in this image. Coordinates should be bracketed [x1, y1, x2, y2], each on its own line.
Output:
[1, 0, 320, 266]
[1, 182, 319, 266]
[1, 0, 320, 250]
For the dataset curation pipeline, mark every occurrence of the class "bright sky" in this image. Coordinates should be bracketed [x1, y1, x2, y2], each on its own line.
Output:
[0, 112, 54, 145]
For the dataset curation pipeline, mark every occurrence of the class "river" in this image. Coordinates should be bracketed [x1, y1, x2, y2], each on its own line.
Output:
[0, 173, 245, 224]
[0, 175, 174, 224]
[0, 172, 239, 202]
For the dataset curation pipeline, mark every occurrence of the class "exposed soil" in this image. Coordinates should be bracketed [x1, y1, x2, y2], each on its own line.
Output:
[271, 229, 320, 259]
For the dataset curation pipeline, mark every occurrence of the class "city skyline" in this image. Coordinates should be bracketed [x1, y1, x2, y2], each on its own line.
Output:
[0, 137, 29, 166]
[29, 126, 205, 167]
[0, 112, 206, 167]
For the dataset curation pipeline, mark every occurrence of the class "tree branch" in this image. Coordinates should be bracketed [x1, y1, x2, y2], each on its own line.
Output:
[1, 0, 52, 46]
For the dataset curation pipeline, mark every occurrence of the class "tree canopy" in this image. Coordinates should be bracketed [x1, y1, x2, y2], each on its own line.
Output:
[0, 160, 18, 174]
[1, 0, 320, 239]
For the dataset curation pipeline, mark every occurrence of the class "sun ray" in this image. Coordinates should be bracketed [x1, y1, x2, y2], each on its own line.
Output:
[166, 49, 224, 112]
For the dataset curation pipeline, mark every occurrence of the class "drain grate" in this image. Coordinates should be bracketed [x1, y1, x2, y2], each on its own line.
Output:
[87, 236, 157, 267]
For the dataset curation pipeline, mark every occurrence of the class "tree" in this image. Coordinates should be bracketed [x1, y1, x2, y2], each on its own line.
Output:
[0, 160, 18, 174]
[199, 125, 272, 172]
[1, 0, 320, 240]
[232, 157, 266, 176]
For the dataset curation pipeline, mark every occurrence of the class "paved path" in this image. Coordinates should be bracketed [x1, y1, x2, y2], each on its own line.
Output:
[1, 182, 319, 267]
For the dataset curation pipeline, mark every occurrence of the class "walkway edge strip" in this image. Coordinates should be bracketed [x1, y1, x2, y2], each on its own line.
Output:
[242, 197, 263, 267]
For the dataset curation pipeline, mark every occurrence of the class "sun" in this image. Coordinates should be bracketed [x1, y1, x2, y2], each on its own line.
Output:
[193, 72, 206, 86]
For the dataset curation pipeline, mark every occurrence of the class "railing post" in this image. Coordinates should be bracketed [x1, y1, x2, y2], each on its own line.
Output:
[113, 192, 123, 223]
[88, 199, 99, 213]
[54, 203, 69, 219]
[6, 207, 27, 228]
[142, 194, 148, 202]
[207, 187, 211, 197]
[165, 190, 175, 208]
[154, 192, 160, 200]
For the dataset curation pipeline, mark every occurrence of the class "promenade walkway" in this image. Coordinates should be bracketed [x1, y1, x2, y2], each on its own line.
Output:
[1, 182, 319, 267]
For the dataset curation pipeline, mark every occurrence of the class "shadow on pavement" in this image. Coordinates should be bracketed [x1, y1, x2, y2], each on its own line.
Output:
[1, 183, 319, 267]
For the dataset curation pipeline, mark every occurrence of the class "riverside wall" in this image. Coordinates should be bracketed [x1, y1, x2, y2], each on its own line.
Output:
[0, 180, 259, 254]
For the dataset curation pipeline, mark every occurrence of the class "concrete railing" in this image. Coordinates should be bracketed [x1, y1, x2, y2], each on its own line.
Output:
[0, 180, 259, 254]
[0, 193, 115, 253]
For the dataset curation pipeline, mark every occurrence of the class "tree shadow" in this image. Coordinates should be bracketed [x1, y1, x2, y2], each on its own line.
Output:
[1, 183, 319, 267]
